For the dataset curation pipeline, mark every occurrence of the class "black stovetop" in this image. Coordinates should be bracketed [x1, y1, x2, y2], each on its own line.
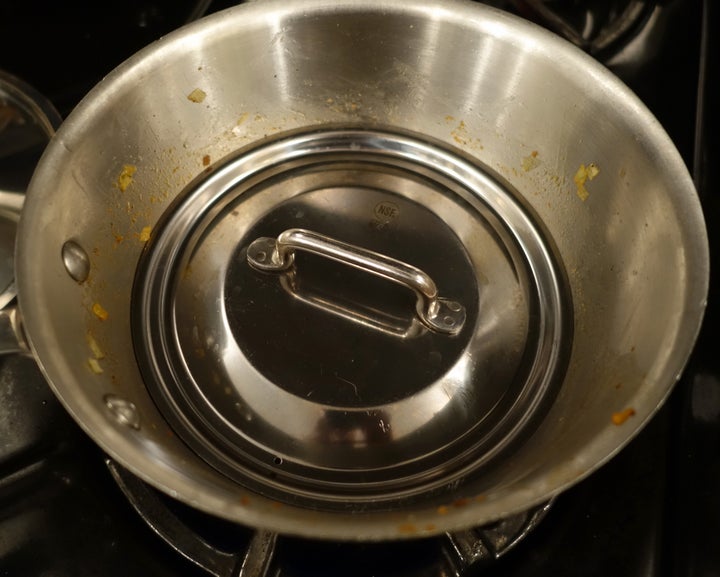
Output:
[1, 1, 717, 575]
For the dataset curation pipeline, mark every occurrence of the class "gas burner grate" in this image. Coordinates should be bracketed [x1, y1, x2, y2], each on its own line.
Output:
[107, 459, 553, 576]
[480, 0, 655, 55]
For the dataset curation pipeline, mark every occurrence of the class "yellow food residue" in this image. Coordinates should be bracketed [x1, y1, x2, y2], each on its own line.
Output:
[139, 226, 152, 242]
[573, 162, 600, 201]
[612, 407, 636, 425]
[88, 358, 104, 374]
[187, 88, 207, 103]
[450, 120, 482, 149]
[87, 333, 105, 359]
[117, 164, 137, 192]
[521, 150, 541, 172]
[92, 302, 109, 321]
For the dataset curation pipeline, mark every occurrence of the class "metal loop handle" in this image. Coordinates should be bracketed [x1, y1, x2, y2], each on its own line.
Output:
[246, 228, 466, 335]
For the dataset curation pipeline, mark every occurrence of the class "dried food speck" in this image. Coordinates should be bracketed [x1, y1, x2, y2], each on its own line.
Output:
[117, 164, 137, 192]
[574, 162, 600, 201]
[88, 358, 104, 374]
[397, 523, 418, 535]
[92, 302, 109, 321]
[521, 150, 541, 172]
[612, 407, 636, 425]
[187, 88, 207, 103]
[87, 333, 105, 359]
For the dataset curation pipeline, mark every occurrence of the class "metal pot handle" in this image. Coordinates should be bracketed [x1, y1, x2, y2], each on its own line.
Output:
[0, 193, 27, 355]
[0, 301, 28, 354]
[246, 228, 466, 335]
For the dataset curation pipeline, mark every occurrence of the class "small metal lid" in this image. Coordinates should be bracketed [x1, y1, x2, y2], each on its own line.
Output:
[0, 70, 62, 197]
[0, 71, 61, 309]
[133, 129, 571, 507]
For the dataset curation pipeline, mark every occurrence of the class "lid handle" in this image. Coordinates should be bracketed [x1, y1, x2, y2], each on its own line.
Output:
[246, 228, 466, 335]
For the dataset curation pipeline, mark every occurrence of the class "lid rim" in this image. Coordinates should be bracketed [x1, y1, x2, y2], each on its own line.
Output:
[132, 127, 572, 508]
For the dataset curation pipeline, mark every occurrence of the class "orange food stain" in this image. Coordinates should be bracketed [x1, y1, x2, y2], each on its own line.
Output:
[92, 303, 109, 320]
[397, 523, 418, 535]
[612, 407, 636, 425]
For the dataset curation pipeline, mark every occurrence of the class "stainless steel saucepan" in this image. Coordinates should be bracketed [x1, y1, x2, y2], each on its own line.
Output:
[0, 0, 709, 541]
